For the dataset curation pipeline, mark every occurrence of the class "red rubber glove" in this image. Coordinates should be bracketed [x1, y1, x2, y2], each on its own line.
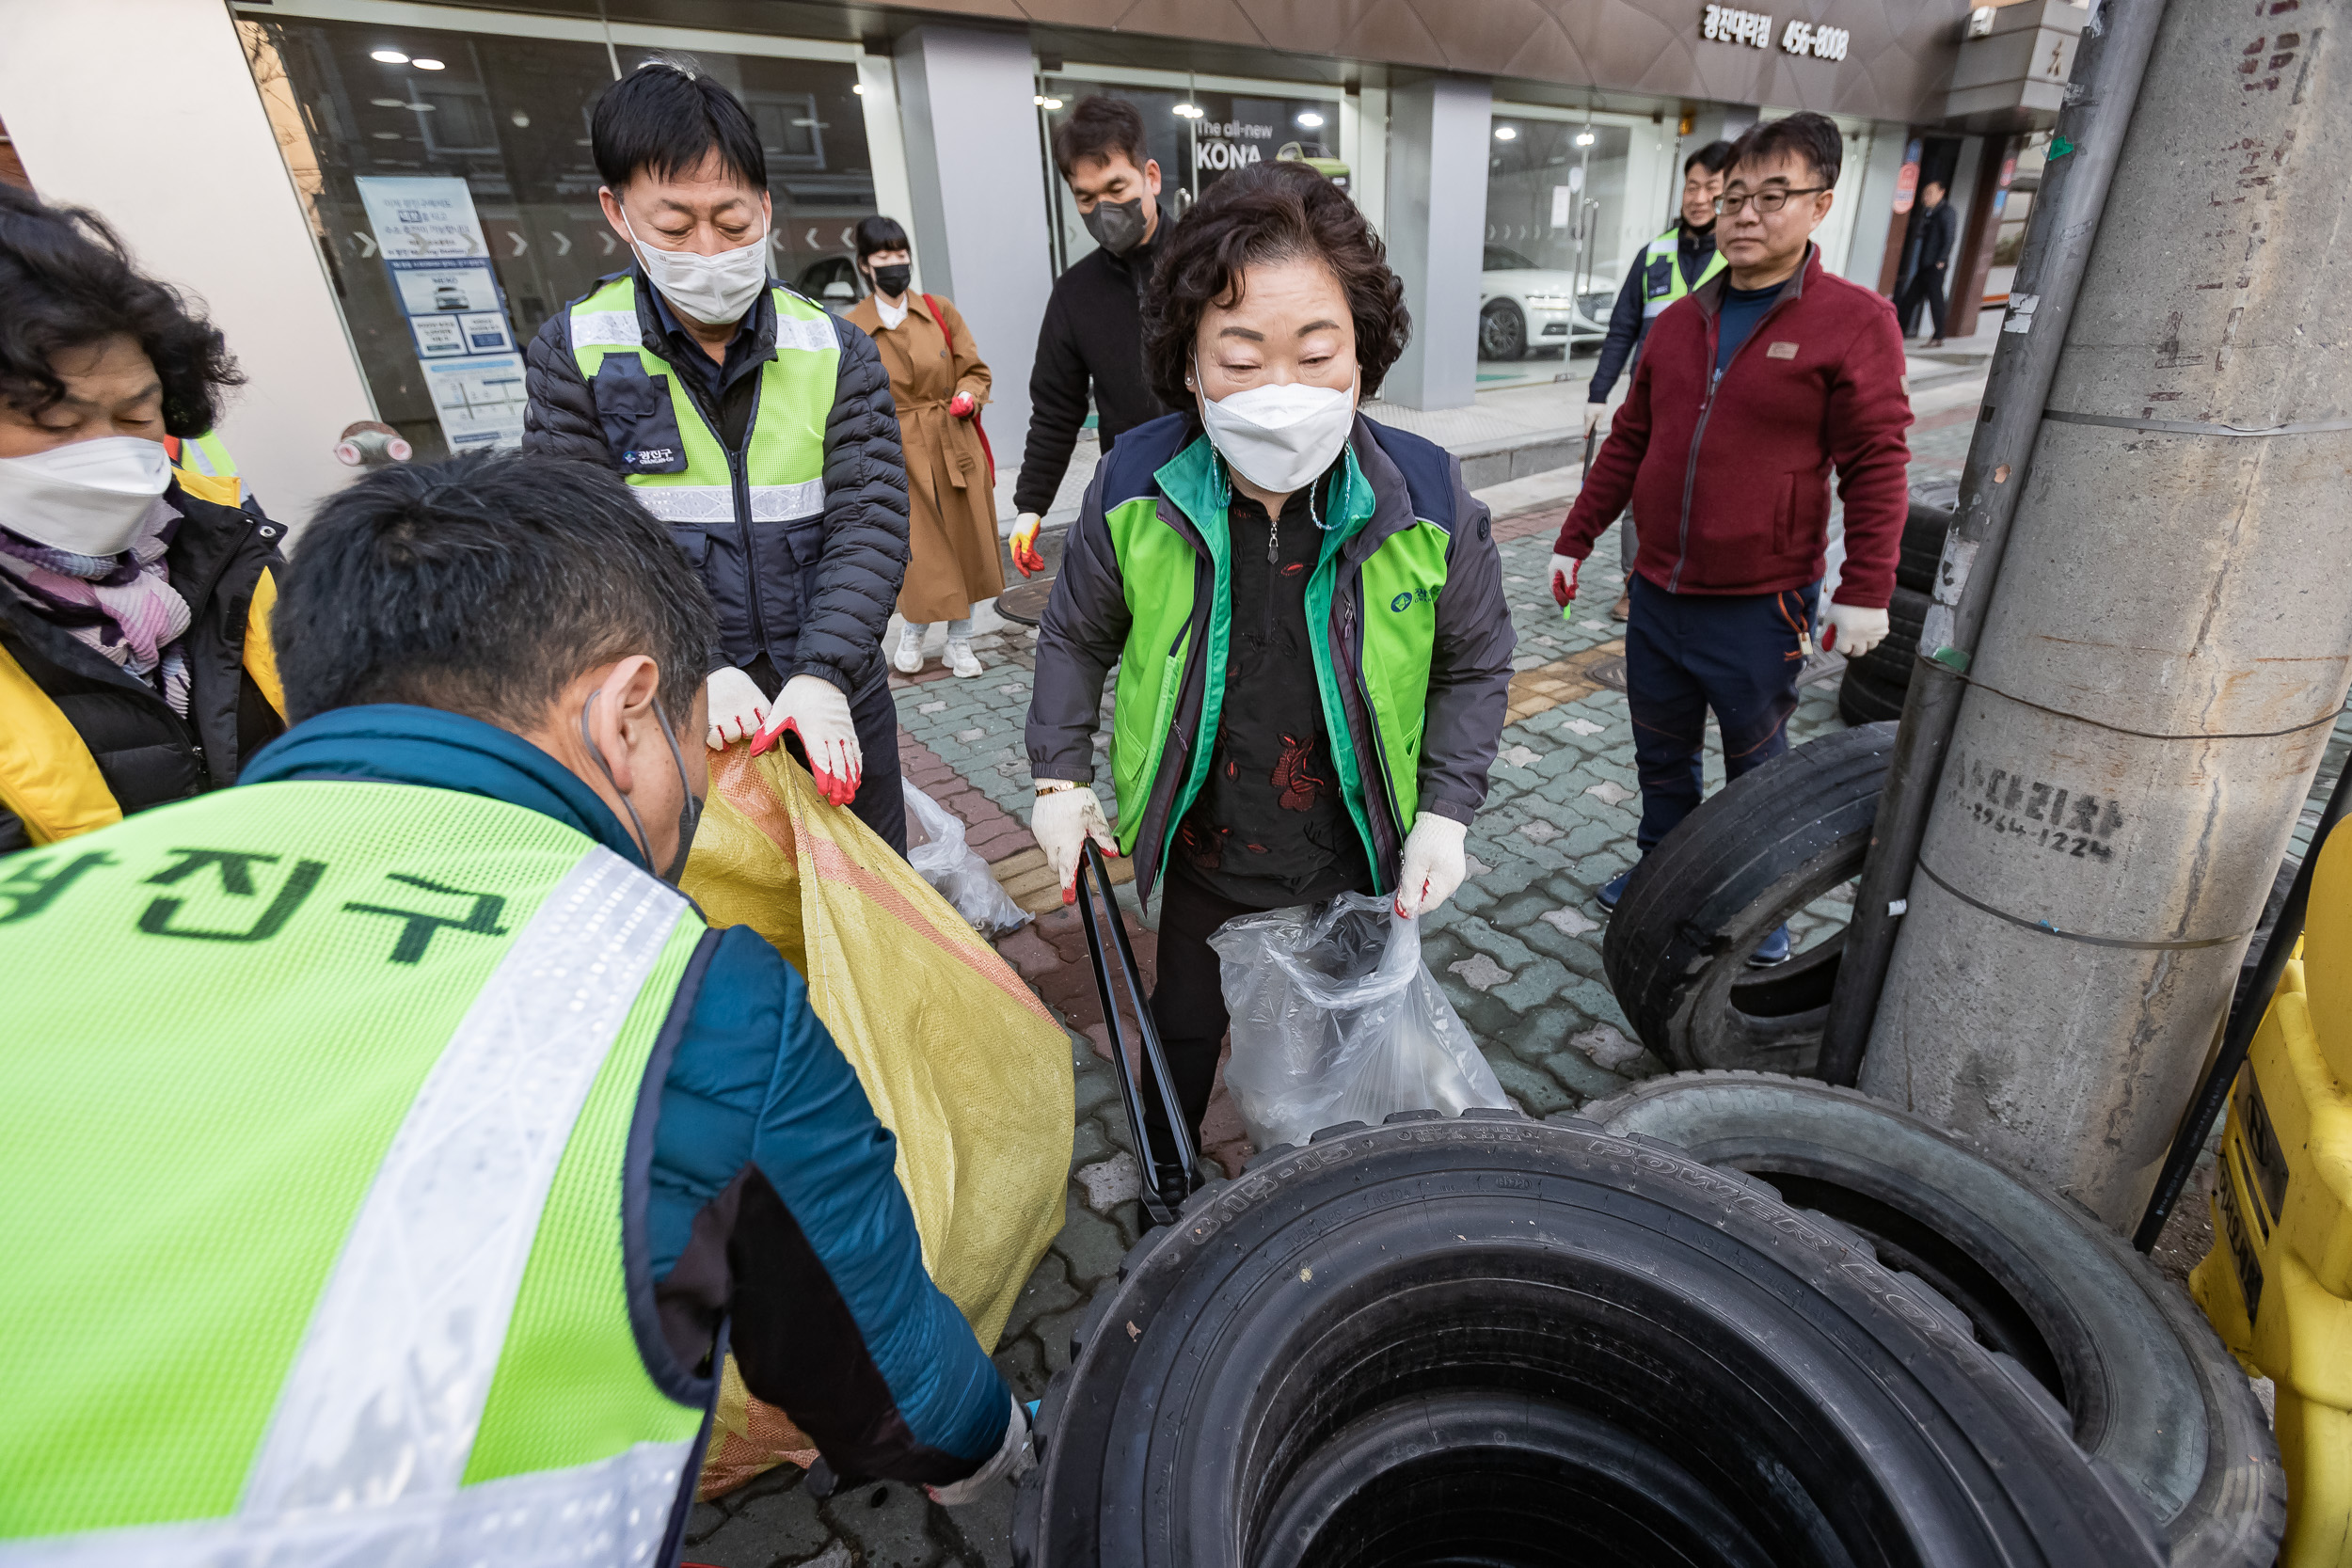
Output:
[1549, 552, 1580, 607]
[948, 391, 977, 420]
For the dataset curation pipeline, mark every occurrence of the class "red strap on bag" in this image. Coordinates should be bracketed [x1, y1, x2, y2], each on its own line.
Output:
[921, 293, 994, 488]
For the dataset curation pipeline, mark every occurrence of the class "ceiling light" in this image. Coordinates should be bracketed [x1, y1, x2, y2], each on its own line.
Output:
[1494, 125, 1518, 141]
[371, 97, 405, 107]
[371, 49, 408, 64]
[510, 109, 530, 127]
[851, 83, 865, 94]
[1174, 102, 1203, 119]
[411, 57, 445, 71]
[1295, 110, 1324, 128]
[1035, 94, 1064, 108]
[373, 131, 403, 140]
[1574, 131, 1595, 146]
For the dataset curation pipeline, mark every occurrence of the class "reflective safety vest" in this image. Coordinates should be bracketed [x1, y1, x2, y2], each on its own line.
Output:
[0, 567, 286, 846]
[567, 276, 834, 530]
[165, 430, 242, 508]
[1638, 225, 1726, 320]
[1105, 435, 1451, 891]
[0, 782, 709, 1560]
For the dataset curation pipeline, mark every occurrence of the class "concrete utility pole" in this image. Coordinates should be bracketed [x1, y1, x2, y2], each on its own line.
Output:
[1858, 0, 2352, 1227]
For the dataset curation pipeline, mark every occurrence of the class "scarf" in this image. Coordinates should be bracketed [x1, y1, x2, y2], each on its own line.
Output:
[0, 497, 193, 715]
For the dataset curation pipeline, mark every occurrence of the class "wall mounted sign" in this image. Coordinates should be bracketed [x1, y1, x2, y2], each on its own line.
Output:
[355, 176, 526, 452]
[1701, 6, 1851, 60]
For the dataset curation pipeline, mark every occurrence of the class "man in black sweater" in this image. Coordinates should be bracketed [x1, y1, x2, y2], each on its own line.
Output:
[1895, 180, 1958, 347]
[1008, 96, 1168, 577]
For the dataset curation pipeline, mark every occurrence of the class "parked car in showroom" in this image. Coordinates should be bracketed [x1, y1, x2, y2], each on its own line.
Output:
[1479, 245, 1615, 360]
[794, 253, 865, 316]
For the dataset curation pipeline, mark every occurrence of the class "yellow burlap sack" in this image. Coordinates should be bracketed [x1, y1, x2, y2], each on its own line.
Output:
[680, 745, 1072, 1497]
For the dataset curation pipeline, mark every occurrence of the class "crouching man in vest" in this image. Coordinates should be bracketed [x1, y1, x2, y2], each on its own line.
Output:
[525, 60, 914, 854]
[0, 451, 1027, 1562]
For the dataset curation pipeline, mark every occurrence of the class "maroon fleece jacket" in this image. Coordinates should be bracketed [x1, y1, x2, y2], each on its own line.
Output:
[1554, 245, 1912, 609]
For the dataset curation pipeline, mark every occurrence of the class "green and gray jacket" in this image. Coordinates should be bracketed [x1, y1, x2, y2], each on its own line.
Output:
[1026, 412, 1515, 901]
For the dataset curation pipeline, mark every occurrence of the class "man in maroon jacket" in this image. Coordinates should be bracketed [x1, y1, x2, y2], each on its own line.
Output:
[1549, 112, 1909, 964]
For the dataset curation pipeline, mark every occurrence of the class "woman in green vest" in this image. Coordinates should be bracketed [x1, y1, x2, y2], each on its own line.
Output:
[1025, 162, 1518, 1155]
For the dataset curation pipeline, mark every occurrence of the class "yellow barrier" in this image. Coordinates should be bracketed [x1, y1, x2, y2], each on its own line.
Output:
[2192, 826, 2352, 1566]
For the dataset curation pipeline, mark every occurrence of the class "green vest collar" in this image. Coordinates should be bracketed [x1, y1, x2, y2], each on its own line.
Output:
[1152, 429, 1378, 548]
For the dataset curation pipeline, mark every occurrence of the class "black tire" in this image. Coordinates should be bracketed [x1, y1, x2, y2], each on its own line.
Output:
[1479, 298, 1527, 360]
[1852, 583, 1930, 689]
[1603, 723, 1895, 1075]
[1581, 1073, 2287, 1568]
[1898, 480, 1960, 594]
[1839, 660, 1908, 725]
[1014, 1110, 2164, 1568]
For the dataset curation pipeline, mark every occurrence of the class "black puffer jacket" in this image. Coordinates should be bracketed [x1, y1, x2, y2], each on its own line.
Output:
[523, 275, 911, 697]
[0, 483, 288, 852]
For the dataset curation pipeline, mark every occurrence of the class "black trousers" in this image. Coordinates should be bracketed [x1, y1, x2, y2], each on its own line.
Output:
[745, 656, 907, 857]
[1897, 267, 1948, 339]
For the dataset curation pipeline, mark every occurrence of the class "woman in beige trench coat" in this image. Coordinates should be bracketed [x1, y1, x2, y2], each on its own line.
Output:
[845, 216, 1004, 678]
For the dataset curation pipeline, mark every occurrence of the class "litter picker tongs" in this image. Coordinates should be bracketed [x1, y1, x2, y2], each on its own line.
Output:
[1073, 840, 1201, 1227]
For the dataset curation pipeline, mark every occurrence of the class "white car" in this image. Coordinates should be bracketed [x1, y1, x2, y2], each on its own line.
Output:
[1480, 245, 1617, 360]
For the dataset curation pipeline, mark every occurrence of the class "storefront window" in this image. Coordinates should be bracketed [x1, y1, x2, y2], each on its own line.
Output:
[239, 15, 879, 459]
[1037, 77, 1343, 275]
[1481, 110, 1676, 385]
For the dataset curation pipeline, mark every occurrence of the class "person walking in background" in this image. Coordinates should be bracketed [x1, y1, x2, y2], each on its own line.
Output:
[845, 216, 1002, 679]
[523, 59, 914, 853]
[1548, 113, 1909, 965]
[1895, 179, 1956, 347]
[1025, 163, 1514, 1157]
[1006, 95, 1169, 579]
[0, 183, 286, 851]
[1582, 141, 1734, 620]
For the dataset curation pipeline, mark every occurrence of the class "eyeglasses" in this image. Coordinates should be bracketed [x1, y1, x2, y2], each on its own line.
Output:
[1714, 186, 1829, 215]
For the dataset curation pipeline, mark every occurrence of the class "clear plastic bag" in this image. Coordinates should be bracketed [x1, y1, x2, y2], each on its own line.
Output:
[1210, 893, 1510, 1150]
[903, 783, 1031, 935]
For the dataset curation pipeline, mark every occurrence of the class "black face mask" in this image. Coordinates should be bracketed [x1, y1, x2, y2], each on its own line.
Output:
[580, 689, 704, 884]
[1082, 195, 1151, 257]
[869, 262, 912, 298]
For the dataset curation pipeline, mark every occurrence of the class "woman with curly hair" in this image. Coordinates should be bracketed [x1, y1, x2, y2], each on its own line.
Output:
[1023, 161, 1517, 1155]
[0, 182, 287, 849]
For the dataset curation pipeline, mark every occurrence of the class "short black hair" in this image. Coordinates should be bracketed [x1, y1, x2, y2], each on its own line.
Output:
[1051, 95, 1150, 181]
[853, 215, 909, 264]
[274, 451, 717, 727]
[1726, 112, 1842, 188]
[592, 57, 767, 193]
[1144, 161, 1409, 410]
[1684, 139, 1736, 177]
[0, 183, 242, 436]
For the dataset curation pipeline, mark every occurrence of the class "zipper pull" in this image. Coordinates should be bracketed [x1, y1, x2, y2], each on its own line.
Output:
[1268, 512, 1279, 565]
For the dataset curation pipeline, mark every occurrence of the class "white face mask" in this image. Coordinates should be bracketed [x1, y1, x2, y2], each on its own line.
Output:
[0, 436, 171, 556]
[1195, 363, 1359, 496]
[623, 208, 771, 327]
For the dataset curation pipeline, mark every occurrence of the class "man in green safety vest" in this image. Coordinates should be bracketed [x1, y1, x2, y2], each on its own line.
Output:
[0, 451, 1028, 1560]
[525, 60, 914, 853]
[1580, 140, 1734, 619]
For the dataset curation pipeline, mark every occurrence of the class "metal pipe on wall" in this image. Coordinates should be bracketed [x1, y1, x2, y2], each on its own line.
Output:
[1819, 0, 2169, 1087]
[1853, 0, 2352, 1227]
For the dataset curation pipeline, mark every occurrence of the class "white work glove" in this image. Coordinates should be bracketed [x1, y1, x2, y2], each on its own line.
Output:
[704, 666, 771, 752]
[1394, 812, 1470, 920]
[928, 1396, 1036, 1506]
[1031, 783, 1117, 904]
[1549, 553, 1580, 607]
[753, 673, 863, 805]
[1822, 602, 1892, 661]
[1010, 512, 1045, 577]
[1583, 403, 1604, 437]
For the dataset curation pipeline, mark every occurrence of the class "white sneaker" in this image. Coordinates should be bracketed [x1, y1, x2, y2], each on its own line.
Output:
[945, 639, 983, 678]
[892, 625, 925, 674]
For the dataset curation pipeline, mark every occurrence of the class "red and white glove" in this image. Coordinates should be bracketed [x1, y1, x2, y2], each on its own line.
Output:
[1031, 784, 1117, 903]
[1549, 553, 1580, 607]
[704, 667, 771, 751]
[1394, 813, 1469, 920]
[1822, 603, 1891, 660]
[1010, 512, 1045, 578]
[752, 674, 863, 805]
[948, 390, 977, 419]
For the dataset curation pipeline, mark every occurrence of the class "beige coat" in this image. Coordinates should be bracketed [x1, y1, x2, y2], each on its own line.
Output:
[847, 292, 1003, 624]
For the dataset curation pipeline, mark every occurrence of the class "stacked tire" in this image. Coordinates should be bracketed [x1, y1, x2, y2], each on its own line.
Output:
[1015, 1108, 2170, 1568]
[1838, 477, 1954, 725]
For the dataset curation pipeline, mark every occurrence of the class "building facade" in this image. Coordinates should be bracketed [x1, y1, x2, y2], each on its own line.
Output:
[0, 0, 2074, 521]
